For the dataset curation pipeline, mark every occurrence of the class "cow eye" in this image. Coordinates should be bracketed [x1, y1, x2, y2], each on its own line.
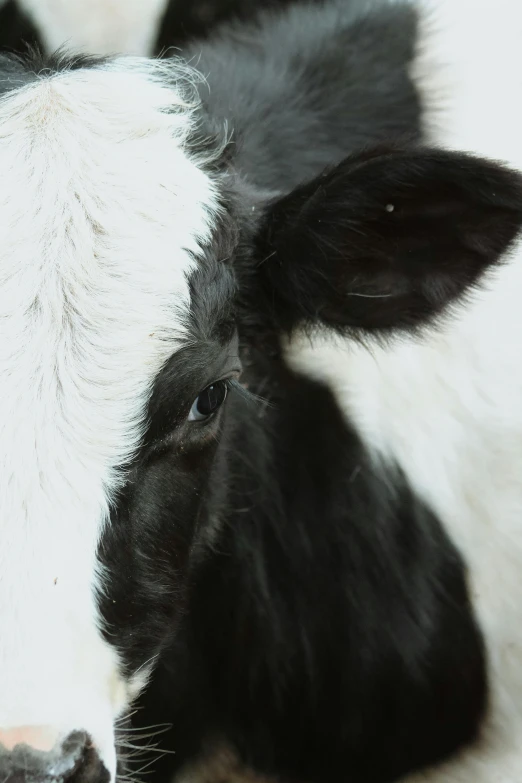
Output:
[188, 380, 229, 422]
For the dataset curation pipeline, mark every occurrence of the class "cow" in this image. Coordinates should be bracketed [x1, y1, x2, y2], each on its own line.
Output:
[1, 0, 522, 782]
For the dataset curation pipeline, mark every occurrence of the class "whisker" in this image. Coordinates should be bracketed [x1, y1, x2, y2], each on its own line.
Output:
[131, 753, 173, 776]
[114, 709, 139, 726]
[117, 742, 176, 756]
[229, 379, 272, 409]
[115, 724, 173, 738]
[133, 655, 159, 677]
[346, 291, 394, 299]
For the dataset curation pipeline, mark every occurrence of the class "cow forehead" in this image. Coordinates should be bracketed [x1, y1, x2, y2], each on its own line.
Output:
[0, 60, 221, 507]
[0, 60, 221, 731]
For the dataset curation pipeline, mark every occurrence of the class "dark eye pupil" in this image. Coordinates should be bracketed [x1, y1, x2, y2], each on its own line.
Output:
[196, 382, 227, 416]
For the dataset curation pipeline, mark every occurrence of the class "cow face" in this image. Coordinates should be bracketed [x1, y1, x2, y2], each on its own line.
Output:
[0, 54, 232, 781]
[1, 51, 522, 783]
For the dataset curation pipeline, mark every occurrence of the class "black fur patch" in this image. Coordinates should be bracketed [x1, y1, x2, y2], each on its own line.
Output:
[136, 359, 487, 783]
[155, 0, 313, 54]
[0, 1, 40, 53]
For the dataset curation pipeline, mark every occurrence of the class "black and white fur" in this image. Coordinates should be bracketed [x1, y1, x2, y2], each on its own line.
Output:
[0, 0, 306, 56]
[0, 1, 522, 782]
[0, 0, 168, 55]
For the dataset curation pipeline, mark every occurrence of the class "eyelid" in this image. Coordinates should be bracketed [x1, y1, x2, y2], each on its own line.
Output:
[215, 364, 242, 383]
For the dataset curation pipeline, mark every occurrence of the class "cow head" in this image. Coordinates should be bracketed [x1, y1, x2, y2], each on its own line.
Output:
[0, 54, 521, 783]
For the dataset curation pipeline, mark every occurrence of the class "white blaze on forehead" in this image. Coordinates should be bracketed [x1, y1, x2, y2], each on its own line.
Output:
[0, 58, 220, 772]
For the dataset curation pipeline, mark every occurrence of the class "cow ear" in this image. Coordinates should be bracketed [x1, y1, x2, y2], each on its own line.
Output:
[252, 147, 522, 333]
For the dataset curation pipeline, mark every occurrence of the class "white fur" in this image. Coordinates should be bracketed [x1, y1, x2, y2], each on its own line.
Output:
[17, 0, 169, 55]
[284, 1, 522, 780]
[0, 58, 220, 778]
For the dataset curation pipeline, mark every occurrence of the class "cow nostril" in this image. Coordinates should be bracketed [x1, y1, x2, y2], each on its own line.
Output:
[0, 730, 109, 783]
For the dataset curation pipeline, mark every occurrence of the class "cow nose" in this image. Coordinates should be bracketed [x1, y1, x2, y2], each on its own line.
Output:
[0, 729, 107, 783]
